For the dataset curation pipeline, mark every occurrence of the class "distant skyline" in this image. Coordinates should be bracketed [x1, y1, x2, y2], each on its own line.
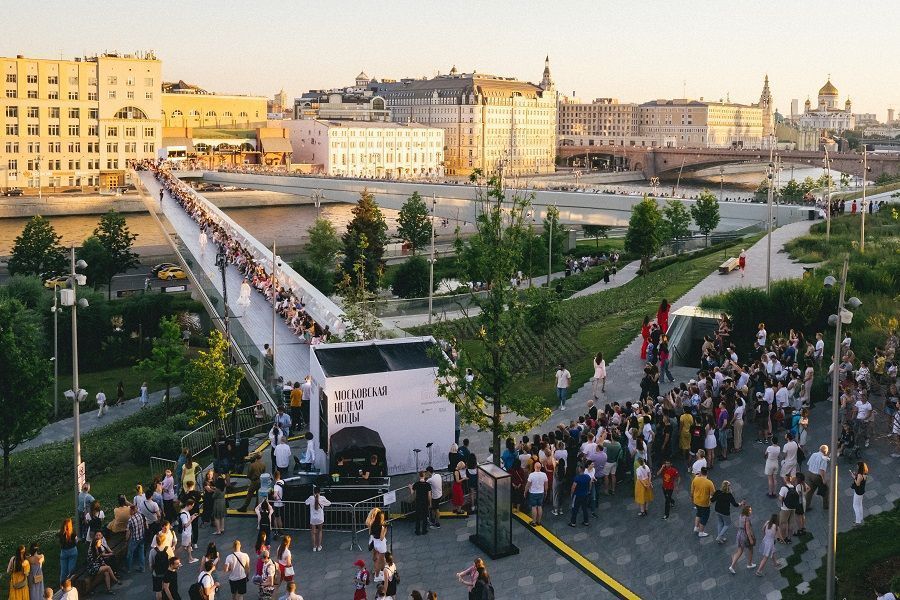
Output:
[3, 0, 899, 119]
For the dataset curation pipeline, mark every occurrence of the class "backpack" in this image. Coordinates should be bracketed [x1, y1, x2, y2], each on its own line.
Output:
[189, 573, 212, 600]
[152, 548, 169, 577]
[177, 511, 189, 536]
[386, 566, 399, 596]
[784, 486, 800, 510]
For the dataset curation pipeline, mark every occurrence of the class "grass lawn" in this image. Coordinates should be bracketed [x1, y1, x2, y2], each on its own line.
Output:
[53, 365, 159, 418]
[833, 179, 900, 201]
[0, 462, 148, 595]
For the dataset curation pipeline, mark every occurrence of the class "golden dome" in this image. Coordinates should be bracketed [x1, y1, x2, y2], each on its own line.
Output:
[818, 79, 838, 96]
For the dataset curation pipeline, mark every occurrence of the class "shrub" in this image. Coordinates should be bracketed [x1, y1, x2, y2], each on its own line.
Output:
[125, 426, 182, 463]
[165, 413, 192, 432]
[290, 257, 335, 294]
[391, 255, 430, 299]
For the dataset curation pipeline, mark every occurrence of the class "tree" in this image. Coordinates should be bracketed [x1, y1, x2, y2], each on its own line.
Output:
[535, 205, 566, 278]
[438, 174, 551, 466]
[92, 210, 139, 299]
[397, 191, 432, 254]
[780, 179, 804, 203]
[753, 178, 770, 203]
[183, 329, 243, 425]
[801, 176, 817, 194]
[624, 195, 664, 274]
[690, 189, 721, 246]
[661, 199, 692, 242]
[0, 298, 51, 487]
[304, 218, 342, 266]
[391, 255, 430, 299]
[7, 215, 67, 277]
[291, 257, 335, 294]
[582, 224, 611, 247]
[342, 190, 387, 292]
[77, 236, 110, 293]
[138, 316, 186, 416]
[336, 234, 381, 341]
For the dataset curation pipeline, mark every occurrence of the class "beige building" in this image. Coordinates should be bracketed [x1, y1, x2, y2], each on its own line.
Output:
[370, 58, 558, 176]
[2, 51, 162, 191]
[161, 80, 267, 129]
[282, 119, 444, 178]
[796, 78, 855, 133]
[557, 97, 638, 138]
[639, 99, 763, 148]
[293, 91, 390, 122]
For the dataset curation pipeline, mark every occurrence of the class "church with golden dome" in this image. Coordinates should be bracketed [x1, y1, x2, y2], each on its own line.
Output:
[797, 76, 855, 132]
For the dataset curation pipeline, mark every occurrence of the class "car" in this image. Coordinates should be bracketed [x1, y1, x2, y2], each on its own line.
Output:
[43, 275, 68, 289]
[150, 262, 179, 277]
[157, 266, 188, 281]
[2, 188, 24, 197]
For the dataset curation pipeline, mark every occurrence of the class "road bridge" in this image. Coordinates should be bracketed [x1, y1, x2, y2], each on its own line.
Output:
[133, 171, 346, 405]
[556, 145, 900, 180]
[202, 171, 811, 231]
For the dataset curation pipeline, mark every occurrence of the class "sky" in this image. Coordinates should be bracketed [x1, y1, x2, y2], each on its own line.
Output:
[3, 0, 899, 119]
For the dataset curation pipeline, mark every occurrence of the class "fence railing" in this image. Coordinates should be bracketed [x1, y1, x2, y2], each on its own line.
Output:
[180, 405, 269, 458]
[149, 456, 176, 480]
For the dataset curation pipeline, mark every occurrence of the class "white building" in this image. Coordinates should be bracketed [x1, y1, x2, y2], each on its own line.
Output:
[282, 119, 444, 178]
[797, 78, 855, 133]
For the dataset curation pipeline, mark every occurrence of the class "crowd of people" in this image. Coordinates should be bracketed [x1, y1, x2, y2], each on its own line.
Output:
[141, 161, 332, 351]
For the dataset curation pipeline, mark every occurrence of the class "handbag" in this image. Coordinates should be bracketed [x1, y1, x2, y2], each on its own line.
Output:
[12, 576, 27, 590]
[284, 565, 294, 577]
[32, 572, 44, 584]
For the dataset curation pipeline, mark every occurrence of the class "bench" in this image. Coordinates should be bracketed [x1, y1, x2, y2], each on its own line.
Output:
[70, 530, 127, 596]
[718, 257, 740, 274]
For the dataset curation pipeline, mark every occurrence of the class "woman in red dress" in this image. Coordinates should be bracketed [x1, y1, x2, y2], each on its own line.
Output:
[656, 299, 670, 334]
[640, 316, 651, 360]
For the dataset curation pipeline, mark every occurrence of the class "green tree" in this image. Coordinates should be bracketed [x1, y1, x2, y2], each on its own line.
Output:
[336, 234, 381, 341]
[536, 205, 566, 278]
[801, 176, 817, 193]
[342, 190, 387, 292]
[183, 329, 243, 425]
[438, 174, 551, 466]
[304, 217, 342, 266]
[690, 189, 721, 246]
[291, 257, 335, 294]
[781, 179, 804, 203]
[840, 172, 850, 188]
[753, 178, 770, 202]
[0, 298, 52, 487]
[661, 199, 692, 242]
[138, 316, 186, 416]
[582, 224, 611, 247]
[624, 195, 664, 274]
[77, 236, 109, 293]
[7, 215, 67, 277]
[397, 191, 432, 254]
[391, 255, 430, 299]
[92, 210, 139, 299]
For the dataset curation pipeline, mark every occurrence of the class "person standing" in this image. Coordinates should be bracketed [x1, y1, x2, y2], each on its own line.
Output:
[657, 458, 680, 520]
[162, 556, 182, 600]
[304, 485, 331, 550]
[199, 230, 208, 257]
[177, 499, 199, 564]
[140, 382, 149, 409]
[425, 467, 443, 528]
[592, 352, 607, 398]
[777, 475, 799, 544]
[124, 505, 146, 573]
[240, 455, 265, 512]
[274, 439, 292, 478]
[96, 389, 107, 418]
[352, 559, 370, 600]
[288, 382, 303, 433]
[728, 505, 757, 574]
[640, 316, 651, 360]
[159, 188, 164, 203]
[409, 471, 431, 535]
[555, 363, 572, 410]
[634, 457, 653, 517]
[851, 461, 869, 526]
[754, 515, 782, 576]
[76, 483, 95, 542]
[569, 463, 592, 527]
[738, 249, 747, 278]
[197, 560, 219, 600]
[7, 545, 31, 600]
[223, 540, 250, 600]
[853, 394, 874, 448]
[526, 461, 549, 527]
[711, 481, 741, 544]
[804, 445, 830, 510]
[26, 543, 44, 600]
[764, 440, 781, 498]
[162, 469, 177, 522]
[691, 467, 715, 538]
[116, 381, 126, 408]
[57, 519, 78, 587]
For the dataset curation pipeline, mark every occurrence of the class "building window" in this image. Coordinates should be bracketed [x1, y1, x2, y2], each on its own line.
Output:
[114, 107, 148, 119]
[69, 108, 80, 119]
[88, 108, 98, 119]
[26, 90, 37, 99]
[125, 127, 135, 137]
[145, 91, 153, 100]
[171, 110, 182, 118]
[108, 90, 116, 99]
[26, 142, 39, 153]
[68, 91, 79, 100]
[88, 92, 98, 101]
[106, 159, 118, 169]
[26, 124, 38, 135]
[143, 142, 155, 153]
[126, 77, 134, 86]
[106, 127, 118, 137]
[47, 75, 58, 85]
[5, 141, 19, 153]
[26, 74, 37, 84]
[5, 124, 18, 135]
[144, 77, 154, 87]
[223, 111, 232, 117]
[48, 91, 58, 99]
[126, 91, 134, 99]
[48, 124, 60, 136]
[49, 142, 60, 153]
[5, 74, 16, 83]
[4, 106, 17, 117]
[206, 111, 216, 117]
[106, 143, 118, 153]
[107, 76, 117, 85]
[88, 125, 98, 136]
[8, 159, 17, 171]
[68, 125, 79, 136]
[144, 126, 155, 137]
[239, 111, 247, 117]
[48, 107, 60, 118]
[188, 110, 200, 117]
[5, 88, 16, 98]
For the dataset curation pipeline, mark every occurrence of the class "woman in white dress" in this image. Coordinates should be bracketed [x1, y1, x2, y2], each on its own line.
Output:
[199, 230, 208, 256]
[238, 279, 252, 316]
[304, 486, 331, 552]
[592, 352, 607, 398]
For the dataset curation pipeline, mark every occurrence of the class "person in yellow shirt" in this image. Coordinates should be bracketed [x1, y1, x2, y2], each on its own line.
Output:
[289, 381, 303, 434]
[691, 467, 715, 538]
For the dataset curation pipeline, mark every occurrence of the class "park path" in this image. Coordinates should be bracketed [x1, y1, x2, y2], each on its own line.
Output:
[15, 387, 178, 453]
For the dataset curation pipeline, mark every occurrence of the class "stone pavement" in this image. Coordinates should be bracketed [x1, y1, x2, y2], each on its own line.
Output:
[15, 387, 177, 452]
[110, 504, 615, 600]
[568, 259, 641, 299]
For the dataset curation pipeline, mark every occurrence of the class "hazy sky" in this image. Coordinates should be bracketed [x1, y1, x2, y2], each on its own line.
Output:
[4, 0, 898, 118]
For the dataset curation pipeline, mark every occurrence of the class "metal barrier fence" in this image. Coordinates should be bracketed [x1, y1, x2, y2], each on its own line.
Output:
[149, 456, 176, 480]
[180, 405, 269, 458]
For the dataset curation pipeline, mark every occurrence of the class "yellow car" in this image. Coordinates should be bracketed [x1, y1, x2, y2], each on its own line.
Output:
[157, 266, 188, 281]
[44, 275, 68, 289]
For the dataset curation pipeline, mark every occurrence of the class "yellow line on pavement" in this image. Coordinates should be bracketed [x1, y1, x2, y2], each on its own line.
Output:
[512, 510, 641, 600]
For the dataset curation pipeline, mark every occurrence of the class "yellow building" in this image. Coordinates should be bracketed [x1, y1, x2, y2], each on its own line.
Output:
[639, 99, 763, 148]
[1, 51, 162, 192]
[161, 81, 267, 129]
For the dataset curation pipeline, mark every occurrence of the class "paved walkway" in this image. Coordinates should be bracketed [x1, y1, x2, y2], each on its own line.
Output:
[451, 220, 900, 599]
[15, 388, 176, 452]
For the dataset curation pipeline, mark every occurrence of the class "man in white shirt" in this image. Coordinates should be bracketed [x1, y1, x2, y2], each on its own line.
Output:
[555, 363, 572, 410]
[814, 333, 825, 368]
[280, 582, 304, 600]
[272, 472, 285, 538]
[781, 432, 799, 478]
[274, 439, 292, 474]
[805, 445, 830, 510]
[853, 397, 874, 448]
[300, 432, 316, 472]
[525, 462, 549, 526]
[59, 578, 79, 599]
[198, 560, 218, 600]
[426, 466, 443, 529]
[223, 540, 250, 600]
[96, 390, 107, 418]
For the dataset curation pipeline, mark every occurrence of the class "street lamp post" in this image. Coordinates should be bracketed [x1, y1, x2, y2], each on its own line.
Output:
[823, 150, 833, 244]
[51, 290, 60, 419]
[61, 246, 89, 522]
[860, 147, 868, 253]
[823, 256, 861, 600]
[427, 193, 436, 324]
[36, 155, 43, 201]
[271, 241, 278, 388]
[547, 205, 556, 288]
[215, 250, 231, 361]
[765, 139, 775, 293]
[719, 166, 724, 202]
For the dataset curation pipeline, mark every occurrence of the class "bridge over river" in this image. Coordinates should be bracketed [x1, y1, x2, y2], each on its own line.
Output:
[201, 171, 812, 232]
